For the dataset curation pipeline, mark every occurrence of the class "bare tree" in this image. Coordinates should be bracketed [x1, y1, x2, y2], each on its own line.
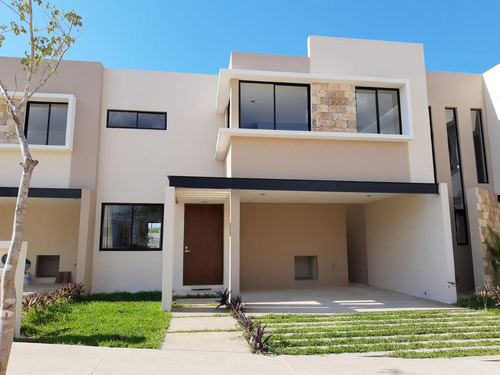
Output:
[0, 1, 81, 372]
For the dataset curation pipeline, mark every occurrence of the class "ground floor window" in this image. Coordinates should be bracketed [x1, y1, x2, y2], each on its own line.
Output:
[100, 204, 163, 251]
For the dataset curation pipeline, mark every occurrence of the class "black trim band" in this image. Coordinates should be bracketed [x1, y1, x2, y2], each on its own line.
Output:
[168, 176, 439, 195]
[0, 187, 82, 199]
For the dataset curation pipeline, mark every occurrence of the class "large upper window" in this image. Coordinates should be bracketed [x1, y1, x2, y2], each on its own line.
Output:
[355, 88, 401, 135]
[25, 102, 68, 146]
[471, 109, 488, 184]
[100, 204, 164, 251]
[107, 110, 166, 130]
[239, 81, 310, 131]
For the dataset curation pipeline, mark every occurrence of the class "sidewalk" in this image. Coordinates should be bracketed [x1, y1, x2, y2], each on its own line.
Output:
[9, 342, 500, 375]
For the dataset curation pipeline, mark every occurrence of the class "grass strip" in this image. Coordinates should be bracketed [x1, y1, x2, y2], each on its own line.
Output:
[255, 310, 493, 324]
[271, 332, 500, 348]
[393, 347, 500, 358]
[274, 339, 500, 355]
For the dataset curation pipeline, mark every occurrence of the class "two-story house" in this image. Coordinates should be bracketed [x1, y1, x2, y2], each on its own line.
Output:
[1, 36, 499, 311]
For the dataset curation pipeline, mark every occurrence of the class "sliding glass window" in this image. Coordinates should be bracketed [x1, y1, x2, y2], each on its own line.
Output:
[471, 109, 488, 184]
[355, 88, 401, 135]
[100, 204, 164, 251]
[239, 82, 310, 131]
[446, 108, 468, 245]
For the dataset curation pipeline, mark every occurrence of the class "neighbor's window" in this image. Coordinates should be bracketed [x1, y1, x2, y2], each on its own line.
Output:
[471, 109, 488, 184]
[100, 204, 164, 251]
[239, 81, 310, 131]
[107, 110, 166, 130]
[446, 108, 469, 245]
[355, 87, 401, 134]
[25, 102, 68, 145]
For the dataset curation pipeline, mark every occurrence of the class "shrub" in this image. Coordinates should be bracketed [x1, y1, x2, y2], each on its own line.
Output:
[23, 283, 84, 311]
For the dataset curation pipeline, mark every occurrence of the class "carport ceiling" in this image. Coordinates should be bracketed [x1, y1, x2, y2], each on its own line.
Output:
[240, 190, 399, 204]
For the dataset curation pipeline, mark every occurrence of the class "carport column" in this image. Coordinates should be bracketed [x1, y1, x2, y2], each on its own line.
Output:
[162, 187, 176, 311]
[229, 190, 240, 297]
[76, 189, 93, 287]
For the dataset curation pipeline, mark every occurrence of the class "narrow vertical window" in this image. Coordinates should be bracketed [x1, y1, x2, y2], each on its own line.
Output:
[446, 108, 468, 245]
[471, 109, 488, 184]
[428, 107, 437, 183]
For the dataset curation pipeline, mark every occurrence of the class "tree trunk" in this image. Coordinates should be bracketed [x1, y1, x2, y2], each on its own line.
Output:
[0, 107, 38, 374]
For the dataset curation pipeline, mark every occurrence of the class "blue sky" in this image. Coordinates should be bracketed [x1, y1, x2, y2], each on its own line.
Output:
[1, 0, 499, 74]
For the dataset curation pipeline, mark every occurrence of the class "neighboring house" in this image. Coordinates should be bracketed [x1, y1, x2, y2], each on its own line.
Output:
[0, 36, 499, 311]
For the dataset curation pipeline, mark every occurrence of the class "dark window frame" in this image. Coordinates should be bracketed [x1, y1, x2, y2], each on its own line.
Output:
[238, 80, 311, 131]
[106, 110, 167, 130]
[470, 108, 489, 184]
[355, 87, 402, 135]
[24, 101, 69, 146]
[445, 107, 469, 246]
[428, 107, 437, 183]
[99, 203, 164, 251]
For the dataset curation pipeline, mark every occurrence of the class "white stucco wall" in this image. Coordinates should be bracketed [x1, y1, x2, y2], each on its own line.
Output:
[0, 150, 72, 188]
[365, 184, 457, 303]
[483, 64, 500, 195]
[308, 36, 434, 183]
[91, 69, 225, 293]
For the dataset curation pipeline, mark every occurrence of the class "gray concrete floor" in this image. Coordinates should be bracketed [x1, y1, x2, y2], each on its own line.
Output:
[241, 284, 460, 314]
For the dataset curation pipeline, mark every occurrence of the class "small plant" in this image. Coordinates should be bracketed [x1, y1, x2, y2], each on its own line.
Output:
[214, 289, 230, 309]
[22, 283, 84, 311]
[222, 293, 271, 353]
[230, 295, 244, 314]
[475, 281, 497, 310]
[248, 321, 272, 353]
[485, 226, 500, 270]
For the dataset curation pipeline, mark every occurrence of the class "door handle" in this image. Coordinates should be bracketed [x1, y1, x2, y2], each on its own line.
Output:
[184, 249, 191, 253]
[184, 246, 190, 253]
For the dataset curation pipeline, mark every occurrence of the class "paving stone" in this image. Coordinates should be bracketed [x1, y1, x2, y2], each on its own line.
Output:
[161, 331, 248, 353]
[168, 316, 236, 331]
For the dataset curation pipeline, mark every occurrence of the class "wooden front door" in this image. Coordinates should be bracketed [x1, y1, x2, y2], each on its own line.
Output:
[183, 204, 223, 285]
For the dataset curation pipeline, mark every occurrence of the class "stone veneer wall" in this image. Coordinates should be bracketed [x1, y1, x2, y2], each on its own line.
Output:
[0, 98, 23, 144]
[311, 83, 357, 132]
[475, 188, 500, 285]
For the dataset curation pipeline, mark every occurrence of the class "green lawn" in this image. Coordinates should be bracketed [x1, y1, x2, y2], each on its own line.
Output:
[20, 291, 171, 349]
[254, 309, 500, 358]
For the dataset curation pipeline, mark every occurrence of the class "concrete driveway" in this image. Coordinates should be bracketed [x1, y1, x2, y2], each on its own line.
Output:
[241, 284, 459, 314]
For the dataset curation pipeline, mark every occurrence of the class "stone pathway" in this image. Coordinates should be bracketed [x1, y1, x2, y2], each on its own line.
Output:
[161, 298, 248, 353]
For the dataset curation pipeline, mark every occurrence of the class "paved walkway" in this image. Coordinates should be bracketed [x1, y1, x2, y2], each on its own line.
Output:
[161, 313, 248, 353]
[8, 342, 500, 374]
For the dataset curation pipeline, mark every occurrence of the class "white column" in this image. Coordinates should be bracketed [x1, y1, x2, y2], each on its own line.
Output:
[229, 190, 240, 297]
[162, 187, 176, 311]
[76, 189, 92, 286]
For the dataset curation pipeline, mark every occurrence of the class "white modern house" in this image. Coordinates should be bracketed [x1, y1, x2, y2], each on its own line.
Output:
[1, 36, 499, 311]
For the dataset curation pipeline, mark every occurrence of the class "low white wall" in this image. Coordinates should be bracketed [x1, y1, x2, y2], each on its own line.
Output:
[365, 184, 457, 303]
[91, 252, 162, 293]
[0, 241, 27, 338]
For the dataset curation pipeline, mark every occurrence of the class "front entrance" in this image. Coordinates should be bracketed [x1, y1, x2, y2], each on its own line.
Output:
[183, 204, 223, 285]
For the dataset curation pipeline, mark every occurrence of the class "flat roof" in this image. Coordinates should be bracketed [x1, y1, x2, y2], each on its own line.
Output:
[168, 176, 439, 194]
[0, 187, 82, 199]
